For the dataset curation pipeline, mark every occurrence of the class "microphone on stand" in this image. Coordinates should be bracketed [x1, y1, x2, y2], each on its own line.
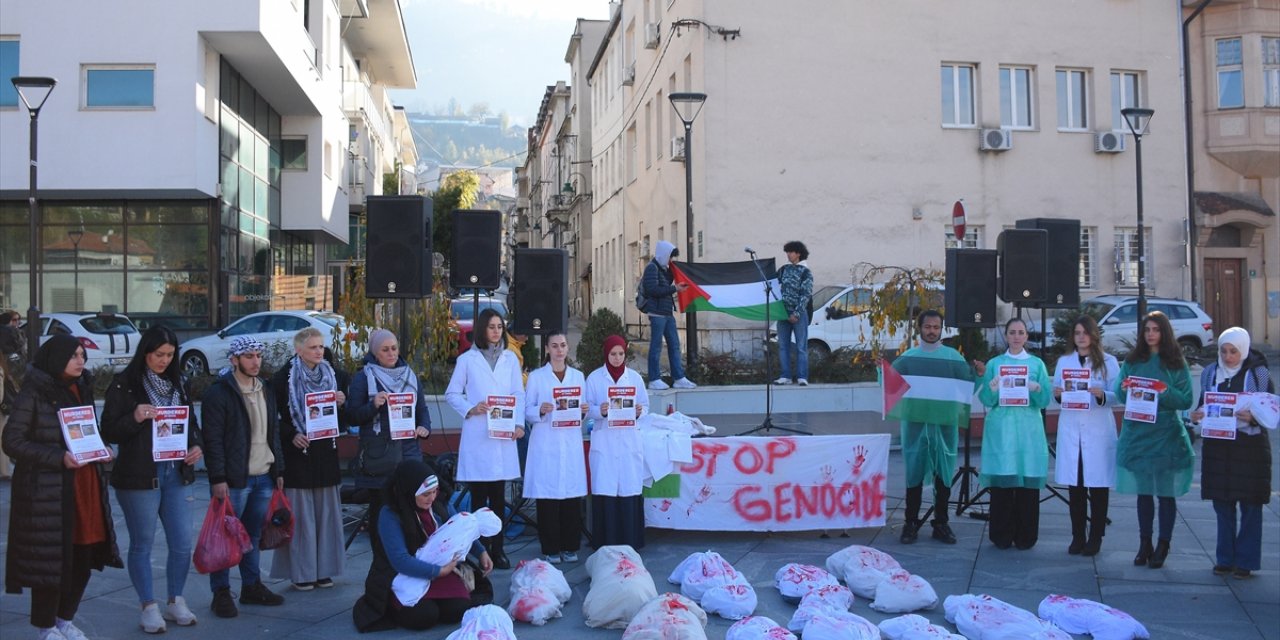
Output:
[744, 246, 755, 255]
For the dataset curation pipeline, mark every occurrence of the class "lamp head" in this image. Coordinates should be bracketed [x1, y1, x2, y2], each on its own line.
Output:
[1120, 107, 1154, 137]
[11, 76, 57, 113]
[669, 91, 708, 125]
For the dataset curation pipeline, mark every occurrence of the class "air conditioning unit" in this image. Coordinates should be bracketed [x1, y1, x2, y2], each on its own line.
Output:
[1094, 131, 1126, 153]
[670, 135, 686, 161]
[979, 128, 1013, 151]
[644, 22, 661, 49]
[622, 62, 635, 86]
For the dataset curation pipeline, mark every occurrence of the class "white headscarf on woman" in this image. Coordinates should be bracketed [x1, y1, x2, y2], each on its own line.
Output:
[1214, 326, 1251, 387]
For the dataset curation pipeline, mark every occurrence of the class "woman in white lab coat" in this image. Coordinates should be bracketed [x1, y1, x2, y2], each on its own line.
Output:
[445, 308, 524, 570]
[1051, 314, 1119, 557]
[522, 333, 588, 564]
[584, 334, 649, 549]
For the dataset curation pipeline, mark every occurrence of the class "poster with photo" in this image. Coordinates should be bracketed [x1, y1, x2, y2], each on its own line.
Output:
[58, 406, 111, 464]
[304, 391, 340, 440]
[152, 406, 189, 461]
[607, 386, 638, 428]
[551, 386, 583, 428]
[387, 392, 417, 440]
[1201, 392, 1239, 440]
[1059, 368, 1093, 411]
[1123, 376, 1161, 424]
[998, 365, 1030, 406]
[487, 395, 518, 439]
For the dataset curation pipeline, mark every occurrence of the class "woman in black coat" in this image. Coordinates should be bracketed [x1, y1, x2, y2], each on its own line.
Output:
[3, 334, 122, 640]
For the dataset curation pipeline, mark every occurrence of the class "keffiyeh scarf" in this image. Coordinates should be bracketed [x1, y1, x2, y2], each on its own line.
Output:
[288, 355, 338, 431]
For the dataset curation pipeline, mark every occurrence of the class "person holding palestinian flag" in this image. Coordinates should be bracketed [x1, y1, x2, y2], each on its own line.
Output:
[881, 310, 975, 546]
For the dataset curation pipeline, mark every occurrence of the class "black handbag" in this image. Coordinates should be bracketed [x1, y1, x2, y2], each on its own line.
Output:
[357, 434, 402, 478]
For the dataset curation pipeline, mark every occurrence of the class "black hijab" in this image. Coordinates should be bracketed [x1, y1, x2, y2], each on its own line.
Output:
[382, 459, 441, 551]
[33, 334, 82, 379]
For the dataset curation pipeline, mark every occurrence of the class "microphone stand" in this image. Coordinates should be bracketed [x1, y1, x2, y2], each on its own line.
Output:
[739, 249, 809, 436]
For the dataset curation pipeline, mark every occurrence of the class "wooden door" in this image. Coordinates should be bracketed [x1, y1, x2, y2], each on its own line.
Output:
[1202, 258, 1243, 331]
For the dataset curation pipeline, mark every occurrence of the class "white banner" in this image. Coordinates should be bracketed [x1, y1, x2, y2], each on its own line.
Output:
[643, 434, 890, 532]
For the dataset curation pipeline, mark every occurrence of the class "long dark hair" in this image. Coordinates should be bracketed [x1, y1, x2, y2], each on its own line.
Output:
[472, 308, 507, 350]
[1072, 315, 1107, 375]
[1126, 311, 1184, 369]
[541, 331, 568, 366]
[124, 325, 183, 388]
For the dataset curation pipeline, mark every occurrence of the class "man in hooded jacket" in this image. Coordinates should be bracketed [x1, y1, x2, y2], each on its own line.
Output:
[641, 240, 697, 390]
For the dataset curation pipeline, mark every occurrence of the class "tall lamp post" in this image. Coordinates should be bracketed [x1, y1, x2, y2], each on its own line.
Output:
[669, 91, 707, 371]
[12, 76, 57, 353]
[67, 229, 84, 307]
[1121, 107, 1154, 321]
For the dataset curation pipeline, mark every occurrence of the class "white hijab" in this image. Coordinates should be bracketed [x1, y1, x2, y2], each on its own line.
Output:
[1214, 327, 1250, 387]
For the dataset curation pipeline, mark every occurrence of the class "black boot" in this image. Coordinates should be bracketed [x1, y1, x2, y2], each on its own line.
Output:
[1068, 488, 1088, 555]
[1081, 489, 1108, 557]
[1148, 539, 1170, 569]
[1134, 537, 1154, 566]
[484, 535, 511, 570]
[899, 519, 921, 544]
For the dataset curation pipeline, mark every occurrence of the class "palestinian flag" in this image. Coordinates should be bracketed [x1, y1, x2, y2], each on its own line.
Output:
[670, 260, 787, 322]
[880, 348, 975, 427]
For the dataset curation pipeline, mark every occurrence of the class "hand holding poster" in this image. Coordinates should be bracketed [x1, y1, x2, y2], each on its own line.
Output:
[1201, 392, 1238, 440]
[486, 395, 518, 439]
[1059, 368, 1093, 411]
[304, 391, 339, 440]
[59, 406, 111, 464]
[152, 406, 190, 461]
[387, 393, 417, 440]
[1123, 376, 1162, 423]
[607, 386, 638, 428]
[551, 386, 583, 428]
[998, 365, 1030, 406]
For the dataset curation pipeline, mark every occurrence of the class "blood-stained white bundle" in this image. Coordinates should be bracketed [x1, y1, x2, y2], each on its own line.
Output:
[583, 545, 659, 629]
[773, 563, 840, 602]
[667, 551, 757, 619]
[879, 613, 965, 639]
[391, 508, 502, 607]
[507, 558, 572, 625]
[621, 592, 708, 640]
[443, 605, 517, 640]
[725, 616, 797, 640]
[825, 545, 903, 599]
[1037, 594, 1150, 640]
[944, 594, 1071, 640]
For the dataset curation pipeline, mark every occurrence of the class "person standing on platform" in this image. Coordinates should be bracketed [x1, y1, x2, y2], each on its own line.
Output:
[642, 240, 696, 390]
[976, 318, 1052, 550]
[1051, 315, 1120, 557]
[774, 241, 814, 386]
[894, 310, 973, 545]
[585, 335, 650, 549]
[522, 332, 589, 564]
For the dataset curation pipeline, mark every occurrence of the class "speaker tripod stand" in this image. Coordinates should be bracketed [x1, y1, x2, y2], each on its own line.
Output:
[739, 249, 809, 436]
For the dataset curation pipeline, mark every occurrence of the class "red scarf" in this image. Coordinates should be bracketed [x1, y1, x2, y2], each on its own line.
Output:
[603, 335, 627, 382]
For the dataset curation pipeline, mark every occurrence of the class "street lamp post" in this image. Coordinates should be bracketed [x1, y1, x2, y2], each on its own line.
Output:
[669, 91, 707, 372]
[1121, 107, 1154, 321]
[11, 76, 57, 353]
[68, 229, 84, 307]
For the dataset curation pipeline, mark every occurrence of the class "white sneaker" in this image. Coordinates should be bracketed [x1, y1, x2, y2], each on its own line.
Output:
[53, 620, 88, 640]
[648, 379, 670, 390]
[37, 628, 67, 640]
[797, 378, 809, 386]
[141, 602, 167, 634]
[773, 377, 791, 385]
[164, 596, 198, 626]
[543, 554, 562, 565]
[672, 378, 697, 389]
[561, 551, 579, 562]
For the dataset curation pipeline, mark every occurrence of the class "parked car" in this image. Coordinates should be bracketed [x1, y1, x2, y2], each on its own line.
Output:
[1079, 295, 1214, 357]
[806, 282, 956, 359]
[31, 312, 142, 372]
[179, 310, 357, 376]
[450, 297, 508, 356]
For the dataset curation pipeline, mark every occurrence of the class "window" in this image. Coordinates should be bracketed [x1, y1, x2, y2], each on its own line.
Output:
[0, 38, 18, 107]
[1110, 71, 1141, 131]
[224, 315, 268, 336]
[999, 66, 1033, 129]
[944, 225, 983, 250]
[1264, 37, 1280, 107]
[83, 65, 155, 108]
[941, 63, 976, 127]
[281, 138, 307, 170]
[1113, 227, 1152, 289]
[1056, 69, 1088, 130]
[324, 141, 333, 178]
[1079, 226, 1096, 290]
[1217, 38, 1243, 109]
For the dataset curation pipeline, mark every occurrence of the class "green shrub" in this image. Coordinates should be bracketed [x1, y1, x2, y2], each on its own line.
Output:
[951, 327, 993, 365]
[576, 308, 627, 373]
[809, 347, 877, 383]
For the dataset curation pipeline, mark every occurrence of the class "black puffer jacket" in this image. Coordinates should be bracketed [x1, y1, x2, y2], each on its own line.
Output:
[101, 371, 203, 489]
[201, 370, 283, 488]
[272, 360, 349, 489]
[1200, 350, 1273, 504]
[2, 366, 122, 593]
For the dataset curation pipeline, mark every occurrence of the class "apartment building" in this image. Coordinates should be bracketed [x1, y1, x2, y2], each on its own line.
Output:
[0, 0, 417, 332]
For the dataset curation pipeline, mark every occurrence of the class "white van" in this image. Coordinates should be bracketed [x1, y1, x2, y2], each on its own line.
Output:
[805, 283, 955, 359]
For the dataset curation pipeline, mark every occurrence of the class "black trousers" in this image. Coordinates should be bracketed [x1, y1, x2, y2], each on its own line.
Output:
[1068, 455, 1109, 541]
[30, 545, 93, 628]
[468, 480, 506, 554]
[988, 487, 1040, 549]
[392, 596, 470, 631]
[904, 478, 952, 525]
[536, 497, 582, 555]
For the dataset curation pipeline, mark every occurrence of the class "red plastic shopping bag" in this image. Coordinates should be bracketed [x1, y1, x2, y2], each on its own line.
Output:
[260, 489, 294, 551]
[194, 497, 252, 574]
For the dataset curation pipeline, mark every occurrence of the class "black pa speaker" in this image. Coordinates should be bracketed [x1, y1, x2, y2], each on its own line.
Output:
[945, 249, 998, 328]
[1015, 218, 1081, 308]
[365, 196, 432, 298]
[997, 229, 1048, 304]
[511, 248, 568, 335]
[450, 210, 502, 290]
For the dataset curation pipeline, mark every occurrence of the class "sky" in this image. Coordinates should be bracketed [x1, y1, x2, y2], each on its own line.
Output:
[391, 0, 613, 127]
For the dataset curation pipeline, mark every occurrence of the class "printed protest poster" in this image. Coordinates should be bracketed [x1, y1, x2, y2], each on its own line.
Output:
[551, 386, 583, 428]
[1123, 377, 1161, 424]
[1201, 392, 1238, 440]
[387, 392, 417, 440]
[305, 391, 340, 440]
[607, 386, 638, 428]
[487, 395, 518, 439]
[152, 406, 189, 461]
[1059, 368, 1093, 411]
[59, 406, 111, 464]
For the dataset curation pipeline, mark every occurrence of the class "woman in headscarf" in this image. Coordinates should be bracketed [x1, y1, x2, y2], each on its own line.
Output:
[3, 334, 121, 640]
[348, 329, 429, 493]
[583, 334, 650, 548]
[1191, 327, 1272, 579]
[270, 327, 350, 591]
[1114, 311, 1194, 570]
[445, 308, 524, 570]
[102, 325, 203, 633]
[352, 459, 492, 632]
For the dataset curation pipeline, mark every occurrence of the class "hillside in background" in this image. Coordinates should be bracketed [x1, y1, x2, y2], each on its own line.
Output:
[408, 108, 527, 169]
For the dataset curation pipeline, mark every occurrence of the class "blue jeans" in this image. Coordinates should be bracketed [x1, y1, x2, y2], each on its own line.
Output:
[114, 462, 192, 604]
[647, 314, 685, 382]
[1214, 500, 1263, 570]
[776, 308, 809, 380]
[209, 473, 274, 591]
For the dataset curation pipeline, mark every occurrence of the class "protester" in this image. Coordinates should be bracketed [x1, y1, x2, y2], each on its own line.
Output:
[270, 327, 348, 591]
[101, 326, 204, 632]
[3, 334, 121, 640]
[352, 460, 493, 632]
[975, 318, 1052, 550]
[584, 334, 650, 549]
[445, 308, 524, 570]
[641, 240, 696, 390]
[0, 355, 15, 478]
[775, 240, 814, 386]
[348, 329, 430, 501]
[1050, 315, 1120, 556]
[201, 335, 286, 617]
[1114, 311, 1195, 570]
[522, 332, 589, 563]
[1191, 327, 1272, 579]
[0, 309, 27, 368]
[896, 310, 973, 545]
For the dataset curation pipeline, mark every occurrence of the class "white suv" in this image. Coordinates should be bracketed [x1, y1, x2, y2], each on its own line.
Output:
[1080, 296, 1215, 357]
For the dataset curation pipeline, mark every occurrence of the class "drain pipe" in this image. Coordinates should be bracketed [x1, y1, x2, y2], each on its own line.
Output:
[1183, 0, 1213, 303]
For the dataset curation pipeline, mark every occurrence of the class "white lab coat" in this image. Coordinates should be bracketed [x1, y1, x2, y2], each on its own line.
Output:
[446, 348, 525, 482]
[522, 364, 588, 499]
[584, 366, 649, 497]
[1052, 351, 1120, 487]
